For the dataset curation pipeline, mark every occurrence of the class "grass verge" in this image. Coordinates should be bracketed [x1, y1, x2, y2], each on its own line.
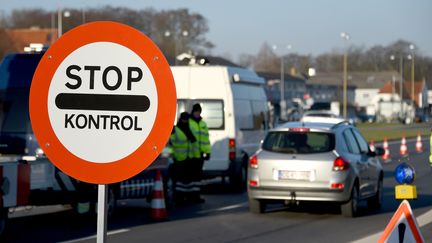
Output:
[357, 122, 430, 142]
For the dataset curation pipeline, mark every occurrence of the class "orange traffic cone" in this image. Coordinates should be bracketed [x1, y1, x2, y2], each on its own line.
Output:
[150, 170, 167, 220]
[400, 136, 408, 156]
[382, 137, 391, 162]
[415, 134, 423, 152]
[369, 140, 376, 152]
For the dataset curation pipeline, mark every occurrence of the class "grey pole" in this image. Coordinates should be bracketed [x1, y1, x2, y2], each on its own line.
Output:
[97, 184, 108, 243]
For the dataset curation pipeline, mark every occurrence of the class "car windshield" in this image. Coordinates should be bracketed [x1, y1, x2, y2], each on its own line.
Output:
[262, 131, 335, 154]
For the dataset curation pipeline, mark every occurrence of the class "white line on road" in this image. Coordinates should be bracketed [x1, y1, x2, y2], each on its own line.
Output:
[59, 228, 130, 243]
[198, 202, 248, 214]
[352, 207, 432, 243]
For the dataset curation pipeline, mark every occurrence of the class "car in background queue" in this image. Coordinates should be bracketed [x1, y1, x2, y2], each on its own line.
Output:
[247, 121, 384, 217]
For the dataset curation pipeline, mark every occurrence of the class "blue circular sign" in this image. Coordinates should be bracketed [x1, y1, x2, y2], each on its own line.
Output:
[394, 163, 415, 184]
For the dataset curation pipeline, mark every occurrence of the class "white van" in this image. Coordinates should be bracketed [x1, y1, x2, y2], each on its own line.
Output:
[171, 65, 269, 188]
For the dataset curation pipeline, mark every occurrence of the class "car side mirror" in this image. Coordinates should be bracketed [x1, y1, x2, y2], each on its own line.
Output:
[373, 147, 385, 157]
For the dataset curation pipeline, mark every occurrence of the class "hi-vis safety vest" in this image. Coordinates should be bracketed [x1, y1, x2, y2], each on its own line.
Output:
[189, 118, 211, 154]
[170, 127, 200, 161]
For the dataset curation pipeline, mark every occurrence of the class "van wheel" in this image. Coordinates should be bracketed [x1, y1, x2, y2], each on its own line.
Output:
[249, 198, 266, 214]
[229, 157, 247, 191]
[341, 185, 359, 217]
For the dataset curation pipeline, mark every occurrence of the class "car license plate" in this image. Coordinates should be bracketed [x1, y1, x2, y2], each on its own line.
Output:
[278, 170, 310, 181]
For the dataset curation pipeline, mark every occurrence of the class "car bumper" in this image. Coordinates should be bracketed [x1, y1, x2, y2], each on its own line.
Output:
[248, 184, 352, 202]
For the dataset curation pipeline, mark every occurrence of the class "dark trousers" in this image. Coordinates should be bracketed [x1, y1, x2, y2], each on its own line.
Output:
[170, 158, 204, 201]
[189, 158, 204, 199]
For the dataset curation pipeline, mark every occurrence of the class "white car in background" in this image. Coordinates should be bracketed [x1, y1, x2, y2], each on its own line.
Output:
[301, 110, 345, 124]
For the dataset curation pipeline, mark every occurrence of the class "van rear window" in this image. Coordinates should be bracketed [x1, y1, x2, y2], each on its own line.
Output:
[176, 99, 224, 130]
[262, 131, 335, 154]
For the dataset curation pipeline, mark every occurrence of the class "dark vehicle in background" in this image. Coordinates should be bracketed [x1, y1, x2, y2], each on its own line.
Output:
[247, 120, 384, 217]
[415, 107, 430, 123]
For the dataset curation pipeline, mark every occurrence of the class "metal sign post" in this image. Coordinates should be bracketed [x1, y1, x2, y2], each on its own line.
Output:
[97, 185, 108, 243]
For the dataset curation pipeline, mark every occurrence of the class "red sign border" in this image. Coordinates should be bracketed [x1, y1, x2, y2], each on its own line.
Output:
[30, 21, 176, 184]
[378, 200, 424, 243]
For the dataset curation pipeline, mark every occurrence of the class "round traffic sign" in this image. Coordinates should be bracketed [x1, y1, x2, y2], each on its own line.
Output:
[394, 163, 416, 184]
[29, 21, 176, 184]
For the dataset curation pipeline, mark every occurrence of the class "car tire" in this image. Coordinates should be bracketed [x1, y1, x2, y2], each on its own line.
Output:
[249, 198, 266, 214]
[341, 185, 359, 217]
[368, 177, 383, 210]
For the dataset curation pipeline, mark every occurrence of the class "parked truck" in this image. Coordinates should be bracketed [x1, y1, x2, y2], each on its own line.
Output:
[0, 51, 173, 235]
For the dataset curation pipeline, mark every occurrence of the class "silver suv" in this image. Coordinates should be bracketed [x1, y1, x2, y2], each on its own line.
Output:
[247, 121, 384, 217]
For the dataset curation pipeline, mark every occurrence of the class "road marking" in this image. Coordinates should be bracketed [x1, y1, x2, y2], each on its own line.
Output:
[417, 208, 432, 227]
[59, 228, 130, 243]
[352, 207, 432, 243]
[198, 202, 248, 214]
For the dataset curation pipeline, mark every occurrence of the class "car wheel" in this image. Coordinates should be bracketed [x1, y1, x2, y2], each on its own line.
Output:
[368, 177, 383, 210]
[249, 198, 266, 214]
[341, 185, 359, 217]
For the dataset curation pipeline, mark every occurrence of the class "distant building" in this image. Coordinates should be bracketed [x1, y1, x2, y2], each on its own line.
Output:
[307, 71, 401, 110]
[0, 27, 57, 56]
[364, 79, 429, 122]
[307, 72, 356, 108]
[257, 72, 306, 104]
[378, 79, 428, 108]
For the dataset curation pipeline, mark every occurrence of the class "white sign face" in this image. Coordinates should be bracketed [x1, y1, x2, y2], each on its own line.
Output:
[47, 42, 158, 163]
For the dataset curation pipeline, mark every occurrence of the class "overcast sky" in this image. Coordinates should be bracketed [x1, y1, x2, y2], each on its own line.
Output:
[1, 0, 431, 60]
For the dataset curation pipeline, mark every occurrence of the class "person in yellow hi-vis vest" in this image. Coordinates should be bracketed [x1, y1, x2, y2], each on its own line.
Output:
[189, 103, 211, 203]
[169, 112, 200, 204]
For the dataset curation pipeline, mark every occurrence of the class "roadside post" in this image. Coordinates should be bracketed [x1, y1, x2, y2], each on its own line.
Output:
[378, 162, 424, 242]
[29, 21, 176, 242]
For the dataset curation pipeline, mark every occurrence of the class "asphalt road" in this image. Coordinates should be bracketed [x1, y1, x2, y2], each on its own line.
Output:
[2, 138, 432, 243]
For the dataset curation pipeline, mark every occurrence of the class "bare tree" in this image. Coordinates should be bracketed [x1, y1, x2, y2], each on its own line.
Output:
[9, 9, 51, 28]
[253, 42, 279, 73]
[1, 6, 213, 60]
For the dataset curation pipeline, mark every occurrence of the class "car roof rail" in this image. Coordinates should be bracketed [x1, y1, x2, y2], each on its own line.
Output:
[331, 120, 351, 129]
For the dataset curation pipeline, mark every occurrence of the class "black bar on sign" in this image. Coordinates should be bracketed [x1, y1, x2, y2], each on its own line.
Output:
[55, 93, 150, 112]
